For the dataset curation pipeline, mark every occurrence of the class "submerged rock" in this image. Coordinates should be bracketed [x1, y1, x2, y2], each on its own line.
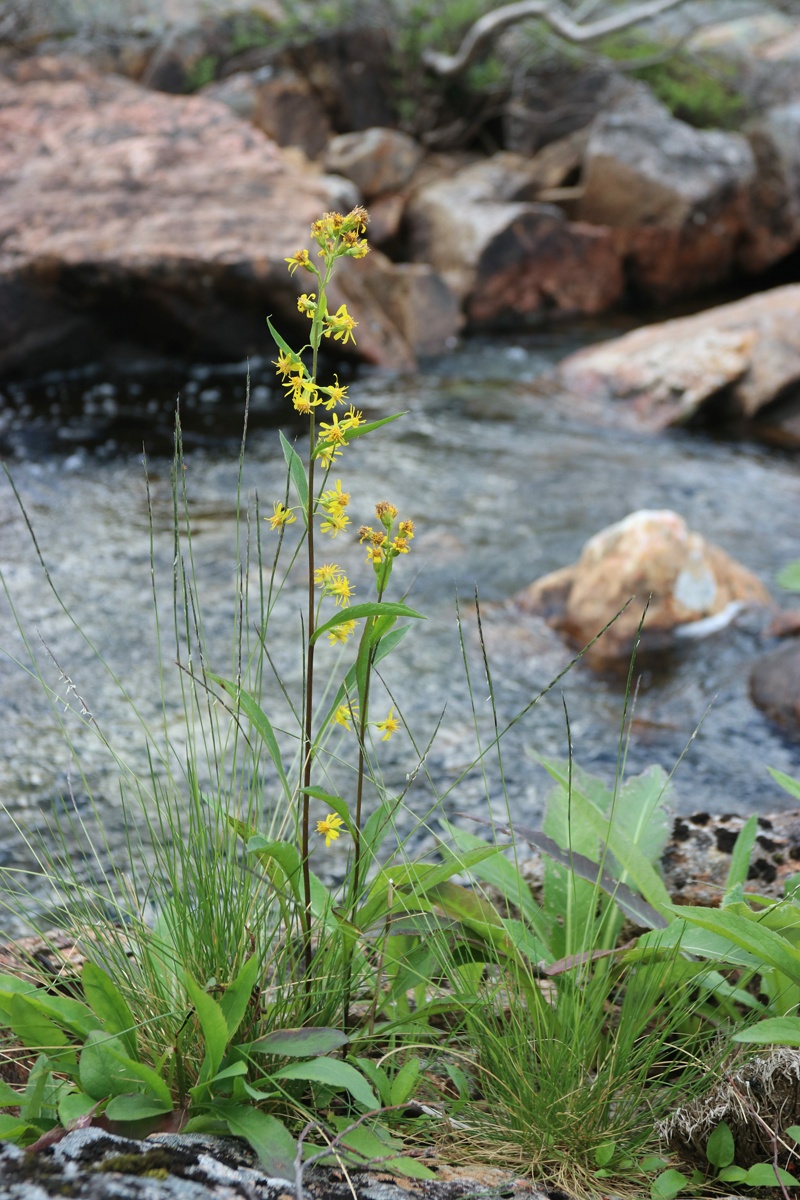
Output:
[557, 284, 800, 431]
[750, 640, 800, 735]
[516, 509, 770, 661]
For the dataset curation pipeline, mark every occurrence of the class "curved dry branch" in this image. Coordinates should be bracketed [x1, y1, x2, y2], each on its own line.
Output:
[421, 0, 697, 78]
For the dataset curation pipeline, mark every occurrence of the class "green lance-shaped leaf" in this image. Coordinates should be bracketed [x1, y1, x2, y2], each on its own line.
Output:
[272, 1057, 378, 1110]
[300, 788, 354, 839]
[311, 602, 423, 647]
[184, 974, 229, 1090]
[249, 1027, 349, 1057]
[319, 626, 409, 733]
[79, 1031, 172, 1105]
[219, 953, 262, 1041]
[312, 412, 406, 458]
[280, 430, 308, 522]
[724, 816, 759, 894]
[769, 767, 800, 803]
[246, 836, 303, 904]
[215, 1105, 297, 1178]
[674, 905, 800, 986]
[82, 962, 137, 1059]
[732, 1016, 800, 1045]
[105, 1092, 173, 1121]
[209, 675, 291, 803]
[777, 561, 800, 591]
[266, 315, 303, 364]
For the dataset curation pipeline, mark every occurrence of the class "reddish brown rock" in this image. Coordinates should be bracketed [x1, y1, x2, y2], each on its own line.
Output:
[557, 285, 800, 430]
[577, 100, 757, 301]
[0, 59, 416, 377]
[516, 509, 770, 662]
[408, 159, 624, 321]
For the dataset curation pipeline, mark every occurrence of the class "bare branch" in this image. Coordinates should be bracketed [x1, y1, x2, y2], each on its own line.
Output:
[421, 0, 698, 78]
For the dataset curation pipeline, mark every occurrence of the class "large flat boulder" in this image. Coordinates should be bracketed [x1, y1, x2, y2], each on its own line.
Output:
[0, 57, 429, 378]
[557, 285, 800, 430]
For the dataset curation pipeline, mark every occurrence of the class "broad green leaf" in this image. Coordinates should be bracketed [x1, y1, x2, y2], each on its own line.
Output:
[79, 1032, 172, 1105]
[0, 1080, 22, 1107]
[209, 1061, 249, 1083]
[311, 602, 423, 647]
[742, 1163, 799, 1187]
[219, 954, 262, 1041]
[273, 1058, 378, 1110]
[184, 975, 229, 1086]
[328, 1119, 435, 1179]
[427, 881, 544, 965]
[732, 1017, 800, 1045]
[634, 920, 763, 969]
[105, 1093, 173, 1121]
[706, 1121, 734, 1169]
[7, 994, 71, 1052]
[674, 906, 800, 986]
[82, 962, 137, 1058]
[218, 1104, 296, 1178]
[208, 676, 291, 803]
[300, 789, 353, 838]
[440, 820, 546, 931]
[717, 1165, 747, 1182]
[250, 1027, 349, 1057]
[0, 1114, 38, 1141]
[787, 1126, 800, 1143]
[246, 836, 303, 904]
[58, 1089, 96, 1127]
[279, 430, 309, 521]
[769, 768, 800, 803]
[725, 816, 758, 893]
[651, 1168, 690, 1200]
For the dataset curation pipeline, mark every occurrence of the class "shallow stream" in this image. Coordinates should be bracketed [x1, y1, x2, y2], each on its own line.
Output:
[1, 326, 799, 931]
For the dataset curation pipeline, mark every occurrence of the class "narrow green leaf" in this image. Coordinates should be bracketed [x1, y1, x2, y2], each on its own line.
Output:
[250, 1027, 349, 1057]
[674, 906, 800, 987]
[769, 768, 800, 802]
[311, 602, 423, 647]
[320, 626, 409, 731]
[219, 954, 262, 1041]
[0, 1080, 22, 1107]
[330, 1120, 435, 1179]
[218, 1104, 296, 1178]
[184, 975, 229, 1086]
[209, 675, 291, 802]
[279, 430, 309, 521]
[266, 316, 301, 362]
[725, 816, 759, 893]
[82, 962, 137, 1058]
[389, 1057, 420, 1107]
[273, 1058, 378, 1110]
[313, 412, 405, 457]
[8, 994, 71, 1051]
[0, 1114, 37, 1141]
[105, 1093, 173, 1121]
[300, 790, 353, 837]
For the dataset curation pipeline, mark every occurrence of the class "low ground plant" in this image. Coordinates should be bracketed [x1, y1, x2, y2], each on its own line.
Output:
[0, 205, 794, 1198]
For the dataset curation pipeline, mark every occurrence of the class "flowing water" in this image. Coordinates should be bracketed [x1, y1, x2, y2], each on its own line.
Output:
[1, 327, 799, 931]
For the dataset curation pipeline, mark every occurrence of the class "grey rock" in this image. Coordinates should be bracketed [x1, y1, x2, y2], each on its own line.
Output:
[324, 128, 423, 199]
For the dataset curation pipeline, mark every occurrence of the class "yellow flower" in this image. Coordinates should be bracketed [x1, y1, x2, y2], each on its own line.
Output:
[284, 248, 312, 275]
[334, 702, 358, 730]
[274, 349, 297, 378]
[367, 546, 383, 564]
[328, 573, 354, 605]
[341, 407, 363, 430]
[323, 304, 357, 345]
[392, 536, 409, 554]
[358, 525, 375, 543]
[316, 812, 344, 847]
[320, 376, 348, 409]
[328, 619, 357, 645]
[398, 520, 415, 539]
[314, 563, 341, 586]
[317, 442, 343, 470]
[297, 293, 317, 316]
[375, 501, 398, 530]
[342, 205, 369, 234]
[320, 479, 350, 511]
[320, 510, 350, 538]
[318, 413, 348, 446]
[374, 708, 399, 741]
[267, 501, 296, 531]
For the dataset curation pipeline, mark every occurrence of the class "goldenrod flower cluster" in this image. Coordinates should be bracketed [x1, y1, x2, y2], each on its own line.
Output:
[315, 562, 358, 644]
[359, 503, 415, 575]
